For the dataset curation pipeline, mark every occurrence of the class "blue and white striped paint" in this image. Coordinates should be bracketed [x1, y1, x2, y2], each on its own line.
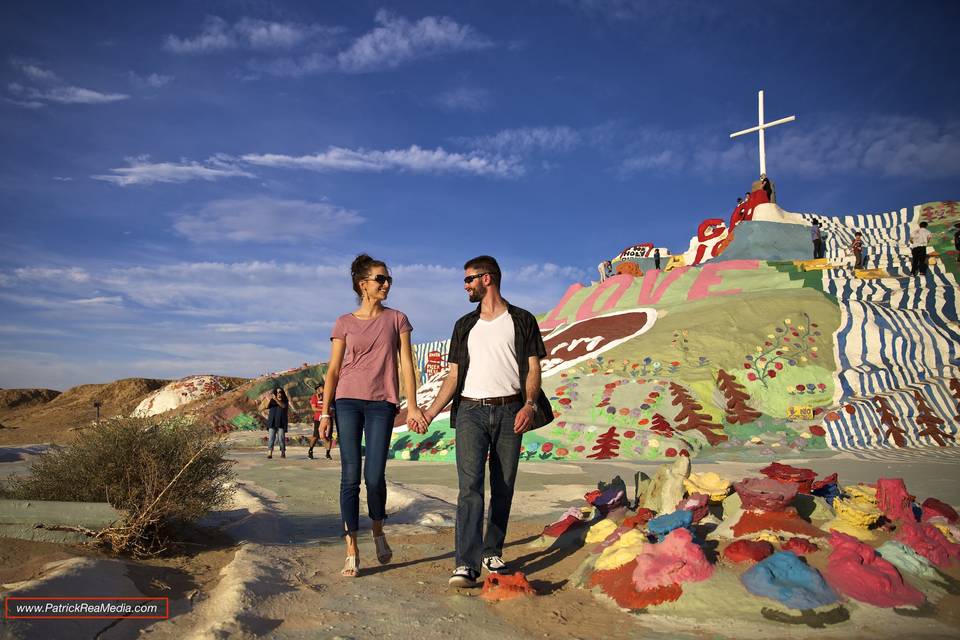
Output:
[808, 204, 960, 450]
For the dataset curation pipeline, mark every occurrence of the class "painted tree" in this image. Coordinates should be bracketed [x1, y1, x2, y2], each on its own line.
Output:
[649, 413, 673, 436]
[913, 391, 955, 447]
[715, 369, 762, 424]
[950, 378, 960, 421]
[587, 426, 621, 460]
[668, 382, 728, 446]
[872, 395, 907, 447]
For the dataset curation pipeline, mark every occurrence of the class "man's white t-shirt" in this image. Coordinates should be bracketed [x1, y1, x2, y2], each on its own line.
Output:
[911, 228, 932, 248]
[461, 311, 520, 398]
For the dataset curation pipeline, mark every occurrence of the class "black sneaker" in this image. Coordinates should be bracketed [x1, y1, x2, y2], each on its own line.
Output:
[448, 566, 480, 588]
[482, 555, 508, 574]
[308, 448, 314, 459]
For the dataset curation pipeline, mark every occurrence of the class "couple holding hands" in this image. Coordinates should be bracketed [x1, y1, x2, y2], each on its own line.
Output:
[319, 253, 552, 585]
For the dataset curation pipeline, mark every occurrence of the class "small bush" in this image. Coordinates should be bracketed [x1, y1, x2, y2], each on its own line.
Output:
[4, 415, 235, 557]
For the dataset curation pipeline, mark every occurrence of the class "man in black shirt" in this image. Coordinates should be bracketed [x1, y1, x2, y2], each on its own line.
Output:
[419, 255, 552, 587]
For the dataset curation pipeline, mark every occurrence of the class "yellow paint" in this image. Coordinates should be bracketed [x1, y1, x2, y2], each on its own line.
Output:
[833, 484, 881, 528]
[795, 258, 832, 271]
[934, 523, 956, 542]
[753, 531, 780, 544]
[685, 472, 732, 503]
[595, 529, 647, 570]
[787, 405, 815, 420]
[855, 268, 889, 279]
[664, 254, 686, 272]
[825, 517, 877, 541]
[585, 518, 619, 544]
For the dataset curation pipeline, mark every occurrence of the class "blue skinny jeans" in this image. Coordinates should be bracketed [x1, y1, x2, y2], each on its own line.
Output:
[334, 398, 396, 533]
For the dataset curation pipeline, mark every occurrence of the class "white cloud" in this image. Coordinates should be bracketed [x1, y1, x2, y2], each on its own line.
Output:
[205, 320, 330, 333]
[92, 154, 255, 186]
[163, 16, 236, 53]
[617, 116, 960, 180]
[435, 86, 492, 112]
[242, 145, 522, 177]
[9, 58, 59, 81]
[245, 10, 491, 77]
[0, 256, 588, 387]
[69, 296, 123, 306]
[172, 197, 364, 243]
[13, 267, 90, 283]
[336, 10, 492, 73]
[164, 16, 341, 53]
[128, 71, 174, 88]
[30, 86, 129, 104]
[7, 59, 129, 106]
[459, 126, 582, 154]
[52, 176, 73, 181]
[771, 116, 960, 179]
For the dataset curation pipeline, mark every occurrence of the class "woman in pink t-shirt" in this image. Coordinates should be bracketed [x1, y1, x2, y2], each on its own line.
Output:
[321, 254, 427, 578]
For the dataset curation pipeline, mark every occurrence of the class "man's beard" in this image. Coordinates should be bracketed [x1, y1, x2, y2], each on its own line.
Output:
[468, 284, 486, 302]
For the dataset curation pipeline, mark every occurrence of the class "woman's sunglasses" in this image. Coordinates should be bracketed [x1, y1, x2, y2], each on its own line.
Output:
[364, 274, 393, 285]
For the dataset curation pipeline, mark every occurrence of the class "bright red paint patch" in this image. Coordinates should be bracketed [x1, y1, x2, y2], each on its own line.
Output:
[731, 509, 826, 539]
[723, 539, 773, 563]
[588, 560, 683, 609]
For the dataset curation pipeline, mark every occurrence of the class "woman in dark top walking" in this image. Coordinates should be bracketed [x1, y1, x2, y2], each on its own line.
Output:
[260, 387, 295, 459]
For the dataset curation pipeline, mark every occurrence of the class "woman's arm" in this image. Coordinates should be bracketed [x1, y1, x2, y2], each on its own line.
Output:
[320, 338, 346, 439]
[399, 331, 427, 432]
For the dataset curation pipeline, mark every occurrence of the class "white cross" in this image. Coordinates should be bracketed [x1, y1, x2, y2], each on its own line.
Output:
[730, 89, 796, 176]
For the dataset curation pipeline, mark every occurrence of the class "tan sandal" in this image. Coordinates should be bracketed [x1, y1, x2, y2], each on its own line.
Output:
[373, 533, 393, 565]
[341, 555, 360, 577]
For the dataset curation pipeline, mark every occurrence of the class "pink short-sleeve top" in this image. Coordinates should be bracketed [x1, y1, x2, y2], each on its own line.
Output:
[331, 307, 412, 405]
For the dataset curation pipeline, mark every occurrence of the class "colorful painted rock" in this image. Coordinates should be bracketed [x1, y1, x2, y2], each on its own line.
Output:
[741, 552, 839, 610]
[760, 462, 817, 494]
[723, 539, 774, 563]
[734, 477, 799, 512]
[823, 531, 924, 608]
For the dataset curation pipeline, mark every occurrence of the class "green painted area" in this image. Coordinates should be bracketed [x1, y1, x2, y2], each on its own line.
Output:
[390, 266, 841, 462]
[245, 364, 328, 399]
[231, 413, 260, 431]
[770, 260, 829, 293]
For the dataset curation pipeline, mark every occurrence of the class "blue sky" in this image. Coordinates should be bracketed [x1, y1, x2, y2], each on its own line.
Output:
[1, 0, 958, 389]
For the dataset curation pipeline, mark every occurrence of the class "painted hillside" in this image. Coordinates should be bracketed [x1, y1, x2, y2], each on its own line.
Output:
[164, 197, 960, 464]
[389, 198, 960, 463]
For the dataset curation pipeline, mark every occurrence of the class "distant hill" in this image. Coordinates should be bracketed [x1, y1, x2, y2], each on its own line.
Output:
[0, 378, 168, 446]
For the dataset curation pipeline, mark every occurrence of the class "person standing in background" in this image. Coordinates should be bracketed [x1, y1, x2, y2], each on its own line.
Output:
[308, 384, 333, 459]
[910, 221, 933, 276]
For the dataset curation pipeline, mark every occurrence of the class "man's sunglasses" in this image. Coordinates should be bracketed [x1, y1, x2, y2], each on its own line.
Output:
[364, 274, 393, 285]
[463, 272, 491, 284]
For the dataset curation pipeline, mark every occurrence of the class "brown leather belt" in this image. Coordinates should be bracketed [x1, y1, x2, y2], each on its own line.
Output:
[461, 394, 522, 406]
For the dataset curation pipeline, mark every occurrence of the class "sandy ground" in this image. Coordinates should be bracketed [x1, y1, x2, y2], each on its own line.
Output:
[2, 442, 960, 639]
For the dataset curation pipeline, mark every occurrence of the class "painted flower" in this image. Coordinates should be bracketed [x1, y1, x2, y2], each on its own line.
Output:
[767, 370, 777, 378]
[527, 442, 540, 453]
[785, 318, 792, 324]
[574, 445, 586, 452]
[747, 373, 758, 381]
[541, 442, 554, 453]
[556, 448, 569, 457]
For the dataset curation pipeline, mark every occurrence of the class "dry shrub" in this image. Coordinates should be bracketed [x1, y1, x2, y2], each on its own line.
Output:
[4, 416, 235, 557]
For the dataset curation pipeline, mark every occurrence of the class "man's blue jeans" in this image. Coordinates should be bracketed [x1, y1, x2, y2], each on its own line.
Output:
[334, 398, 396, 533]
[454, 399, 523, 570]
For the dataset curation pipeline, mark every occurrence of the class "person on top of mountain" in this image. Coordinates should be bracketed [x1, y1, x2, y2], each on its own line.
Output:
[910, 221, 933, 276]
[851, 231, 865, 269]
[953, 222, 960, 263]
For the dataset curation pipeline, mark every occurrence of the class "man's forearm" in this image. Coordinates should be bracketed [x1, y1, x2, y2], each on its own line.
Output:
[524, 358, 542, 406]
[427, 369, 458, 417]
